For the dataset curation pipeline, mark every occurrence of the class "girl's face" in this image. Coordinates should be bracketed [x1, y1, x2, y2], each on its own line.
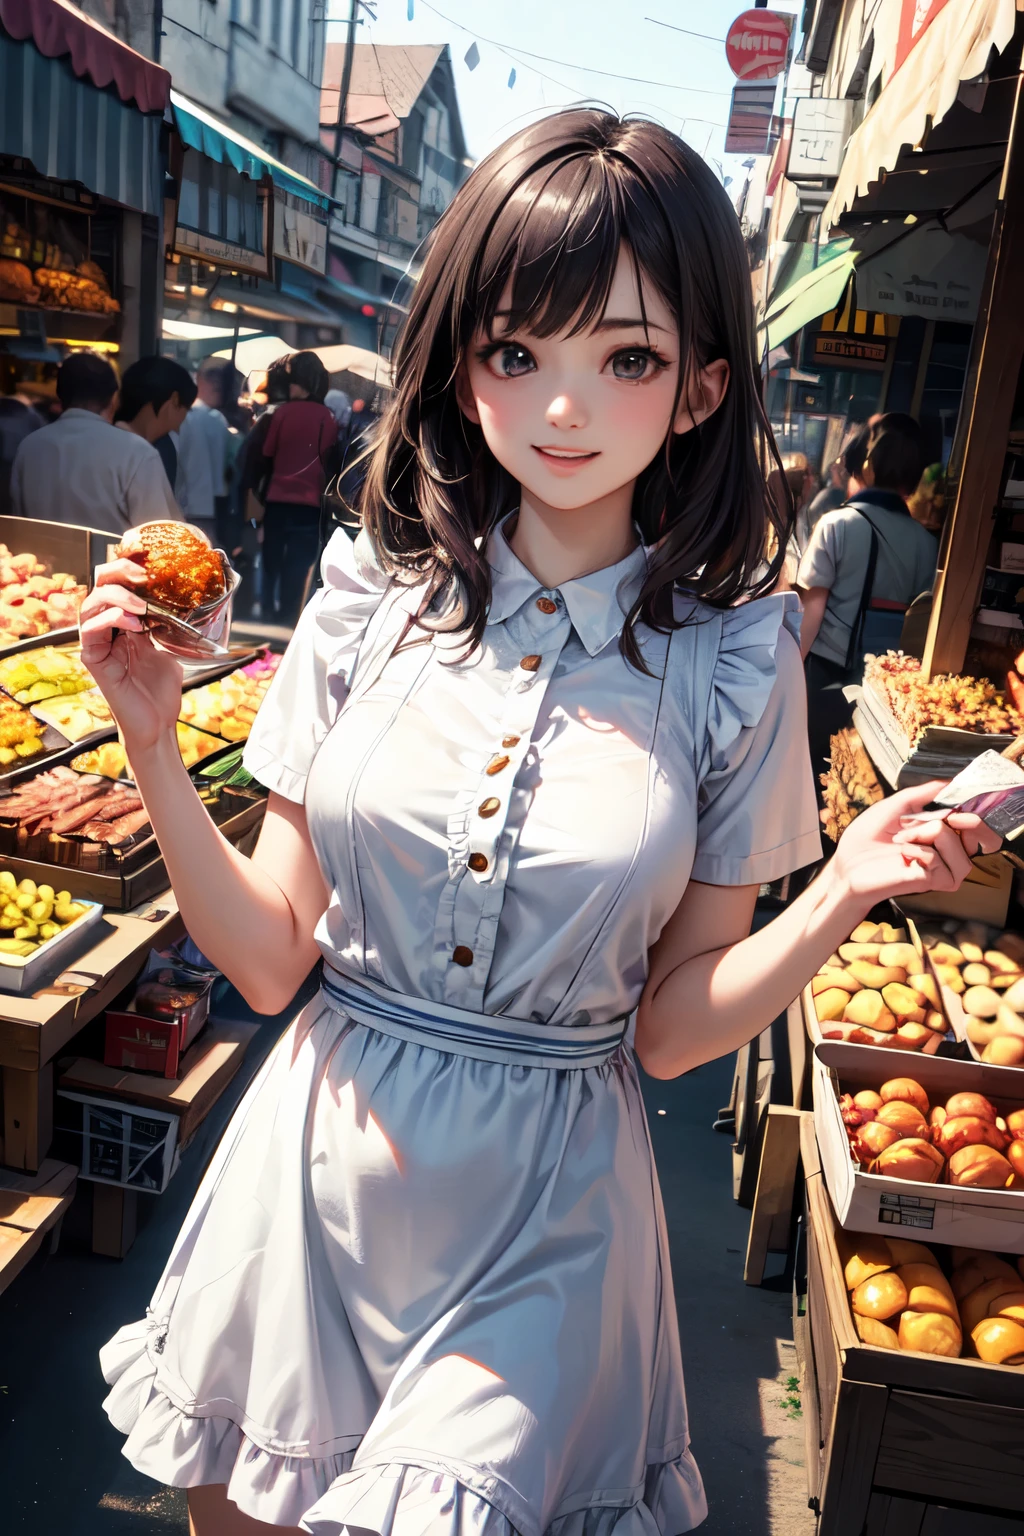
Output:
[460, 248, 726, 514]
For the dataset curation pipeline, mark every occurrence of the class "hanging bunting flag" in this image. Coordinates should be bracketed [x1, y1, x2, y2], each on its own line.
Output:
[507, 67, 516, 88]
[464, 41, 480, 70]
[407, 0, 414, 16]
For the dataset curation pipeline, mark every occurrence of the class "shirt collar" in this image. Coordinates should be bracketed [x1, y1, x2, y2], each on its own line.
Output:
[486, 515, 649, 657]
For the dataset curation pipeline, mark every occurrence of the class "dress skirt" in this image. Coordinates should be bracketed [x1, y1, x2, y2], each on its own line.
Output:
[100, 993, 707, 1535]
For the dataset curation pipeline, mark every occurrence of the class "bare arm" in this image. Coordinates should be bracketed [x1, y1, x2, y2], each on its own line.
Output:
[79, 558, 327, 1014]
[798, 584, 828, 658]
[635, 783, 1001, 1079]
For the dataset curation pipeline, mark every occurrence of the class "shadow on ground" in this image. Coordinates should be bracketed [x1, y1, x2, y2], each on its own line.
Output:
[0, 998, 810, 1535]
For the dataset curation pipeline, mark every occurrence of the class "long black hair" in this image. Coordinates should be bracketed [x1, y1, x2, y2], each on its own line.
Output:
[361, 109, 789, 667]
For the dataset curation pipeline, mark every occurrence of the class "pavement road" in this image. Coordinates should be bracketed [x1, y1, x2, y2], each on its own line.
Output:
[0, 985, 813, 1536]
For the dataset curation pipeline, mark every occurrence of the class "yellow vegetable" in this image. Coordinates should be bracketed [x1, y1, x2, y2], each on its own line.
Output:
[16, 878, 35, 896]
[38, 921, 60, 941]
[13, 921, 38, 939]
[0, 871, 15, 895]
[54, 899, 86, 924]
[15, 892, 34, 911]
[37, 884, 54, 902]
[0, 938, 36, 956]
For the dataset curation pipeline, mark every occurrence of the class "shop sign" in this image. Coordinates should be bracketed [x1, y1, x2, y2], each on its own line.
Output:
[786, 98, 854, 181]
[811, 332, 890, 370]
[894, 0, 953, 75]
[173, 225, 270, 278]
[857, 226, 986, 322]
[725, 83, 779, 155]
[725, 10, 793, 82]
[272, 187, 327, 275]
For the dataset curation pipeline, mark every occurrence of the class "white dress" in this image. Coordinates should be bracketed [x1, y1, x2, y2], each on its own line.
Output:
[100, 521, 821, 1534]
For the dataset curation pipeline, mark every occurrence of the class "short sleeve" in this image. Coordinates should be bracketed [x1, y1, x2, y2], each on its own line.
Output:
[797, 513, 840, 592]
[692, 594, 822, 885]
[242, 528, 390, 803]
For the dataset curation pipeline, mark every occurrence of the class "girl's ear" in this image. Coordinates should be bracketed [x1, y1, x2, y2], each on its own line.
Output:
[673, 358, 729, 435]
[456, 364, 481, 425]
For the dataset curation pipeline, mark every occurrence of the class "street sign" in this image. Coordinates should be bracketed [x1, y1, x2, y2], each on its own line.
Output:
[725, 10, 793, 82]
[725, 82, 778, 156]
[787, 98, 855, 180]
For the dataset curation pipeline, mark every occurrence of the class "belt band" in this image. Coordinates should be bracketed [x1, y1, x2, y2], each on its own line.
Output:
[320, 966, 628, 1069]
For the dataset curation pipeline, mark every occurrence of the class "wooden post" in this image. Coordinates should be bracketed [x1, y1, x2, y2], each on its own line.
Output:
[744, 1103, 803, 1285]
[2, 1064, 53, 1173]
[923, 68, 1024, 677]
[92, 1184, 138, 1260]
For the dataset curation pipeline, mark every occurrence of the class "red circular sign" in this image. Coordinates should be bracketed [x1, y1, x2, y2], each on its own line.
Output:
[725, 10, 792, 81]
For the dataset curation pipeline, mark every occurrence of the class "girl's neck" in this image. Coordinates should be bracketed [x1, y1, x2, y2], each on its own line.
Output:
[508, 484, 639, 589]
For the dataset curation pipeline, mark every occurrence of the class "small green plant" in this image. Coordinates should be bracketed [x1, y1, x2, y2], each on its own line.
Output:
[780, 1375, 802, 1418]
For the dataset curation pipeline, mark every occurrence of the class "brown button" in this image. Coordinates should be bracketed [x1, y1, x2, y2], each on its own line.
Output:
[478, 797, 501, 818]
[452, 945, 474, 967]
[536, 597, 557, 614]
[520, 654, 542, 672]
[501, 735, 520, 748]
[486, 754, 510, 776]
[468, 852, 488, 873]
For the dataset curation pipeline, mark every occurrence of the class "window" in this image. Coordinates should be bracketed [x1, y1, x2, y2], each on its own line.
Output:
[177, 148, 264, 254]
[271, 0, 284, 48]
[250, 0, 262, 30]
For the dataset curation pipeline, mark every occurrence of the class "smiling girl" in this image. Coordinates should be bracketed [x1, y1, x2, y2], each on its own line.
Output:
[84, 113, 997, 1536]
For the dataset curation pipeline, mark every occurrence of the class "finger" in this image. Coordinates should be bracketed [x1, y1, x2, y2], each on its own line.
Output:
[887, 780, 949, 815]
[92, 556, 149, 587]
[898, 839, 959, 891]
[80, 607, 144, 644]
[79, 583, 148, 621]
[893, 817, 948, 845]
[946, 811, 1003, 856]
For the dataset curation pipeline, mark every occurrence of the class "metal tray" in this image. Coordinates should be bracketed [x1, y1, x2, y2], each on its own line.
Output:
[0, 898, 105, 994]
[0, 793, 268, 911]
[0, 627, 79, 660]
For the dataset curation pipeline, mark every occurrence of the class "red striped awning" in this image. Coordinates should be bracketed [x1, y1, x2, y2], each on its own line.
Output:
[0, 0, 170, 115]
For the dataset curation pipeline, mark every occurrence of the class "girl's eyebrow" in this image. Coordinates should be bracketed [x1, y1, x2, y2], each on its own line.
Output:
[593, 317, 665, 332]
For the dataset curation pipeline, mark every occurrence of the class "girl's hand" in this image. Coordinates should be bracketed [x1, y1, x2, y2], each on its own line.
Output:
[79, 558, 183, 753]
[830, 780, 1003, 908]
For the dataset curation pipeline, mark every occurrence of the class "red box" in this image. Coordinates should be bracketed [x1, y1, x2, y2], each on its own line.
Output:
[103, 993, 209, 1078]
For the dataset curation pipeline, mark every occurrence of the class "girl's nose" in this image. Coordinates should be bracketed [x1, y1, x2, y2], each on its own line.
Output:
[546, 392, 589, 430]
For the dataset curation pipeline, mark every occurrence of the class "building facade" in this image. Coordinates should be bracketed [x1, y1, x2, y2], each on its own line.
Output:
[320, 43, 469, 351]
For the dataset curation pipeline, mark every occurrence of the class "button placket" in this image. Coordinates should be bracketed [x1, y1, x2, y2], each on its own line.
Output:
[441, 602, 568, 1005]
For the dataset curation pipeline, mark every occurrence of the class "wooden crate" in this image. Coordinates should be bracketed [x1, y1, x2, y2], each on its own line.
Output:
[798, 1113, 1024, 1535]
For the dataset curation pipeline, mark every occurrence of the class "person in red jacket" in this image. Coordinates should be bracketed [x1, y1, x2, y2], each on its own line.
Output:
[258, 351, 338, 623]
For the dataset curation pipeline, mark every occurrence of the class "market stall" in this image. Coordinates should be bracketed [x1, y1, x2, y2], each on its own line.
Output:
[0, 515, 281, 1267]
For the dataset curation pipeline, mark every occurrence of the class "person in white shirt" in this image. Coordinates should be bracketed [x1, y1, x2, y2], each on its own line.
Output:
[11, 353, 183, 536]
[176, 360, 231, 547]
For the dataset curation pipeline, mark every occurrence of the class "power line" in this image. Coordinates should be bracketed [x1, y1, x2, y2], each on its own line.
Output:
[415, 0, 731, 96]
[644, 16, 725, 43]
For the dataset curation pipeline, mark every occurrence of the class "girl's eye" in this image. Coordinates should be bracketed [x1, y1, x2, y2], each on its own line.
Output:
[486, 344, 536, 379]
[609, 349, 663, 381]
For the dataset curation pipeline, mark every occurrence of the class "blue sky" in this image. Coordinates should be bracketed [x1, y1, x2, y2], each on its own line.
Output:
[325, 0, 803, 179]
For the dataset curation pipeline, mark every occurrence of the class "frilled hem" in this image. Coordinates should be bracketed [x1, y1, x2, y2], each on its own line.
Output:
[100, 1320, 707, 1536]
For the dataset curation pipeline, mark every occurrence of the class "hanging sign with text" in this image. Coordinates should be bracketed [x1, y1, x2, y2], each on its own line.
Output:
[725, 10, 794, 82]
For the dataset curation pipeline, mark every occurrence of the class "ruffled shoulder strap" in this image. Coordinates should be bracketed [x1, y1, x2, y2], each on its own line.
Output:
[674, 590, 803, 780]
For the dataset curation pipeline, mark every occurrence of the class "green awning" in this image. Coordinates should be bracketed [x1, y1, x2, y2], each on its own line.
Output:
[170, 90, 330, 210]
[761, 247, 856, 352]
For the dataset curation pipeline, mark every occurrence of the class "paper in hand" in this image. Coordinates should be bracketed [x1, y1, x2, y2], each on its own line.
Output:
[929, 749, 1024, 840]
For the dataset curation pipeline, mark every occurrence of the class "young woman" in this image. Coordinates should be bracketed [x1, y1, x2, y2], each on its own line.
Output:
[257, 350, 339, 624]
[83, 113, 996, 1536]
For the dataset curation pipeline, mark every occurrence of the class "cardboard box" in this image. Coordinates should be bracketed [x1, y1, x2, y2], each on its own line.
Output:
[813, 1041, 1024, 1253]
[902, 854, 1012, 929]
[103, 990, 209, 1078]
[56, 1091, 180, 1191]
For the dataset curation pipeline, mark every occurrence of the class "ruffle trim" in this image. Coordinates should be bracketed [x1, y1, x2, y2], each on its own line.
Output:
[701, 590, 803, 775]
[100, 1319, 708, 1536]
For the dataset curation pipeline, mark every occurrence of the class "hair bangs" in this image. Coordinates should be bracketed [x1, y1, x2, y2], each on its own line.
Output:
[475, 153, 626, 344]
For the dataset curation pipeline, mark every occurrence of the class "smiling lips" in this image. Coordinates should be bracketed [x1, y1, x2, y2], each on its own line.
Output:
[532, 445, 599, 474]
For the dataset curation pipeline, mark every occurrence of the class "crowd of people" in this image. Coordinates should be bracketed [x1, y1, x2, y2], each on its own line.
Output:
[0, 348, 376, 627]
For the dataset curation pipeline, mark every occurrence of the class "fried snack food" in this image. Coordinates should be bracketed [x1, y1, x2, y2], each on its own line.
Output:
[117, 522, 226, 616]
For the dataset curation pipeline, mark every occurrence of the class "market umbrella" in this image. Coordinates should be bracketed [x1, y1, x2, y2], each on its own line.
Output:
[313, 344, 393, 388]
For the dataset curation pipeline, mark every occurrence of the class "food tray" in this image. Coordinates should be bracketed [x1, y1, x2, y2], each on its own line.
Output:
[0, 626, 79, 660]
[0, 791, 268, 911]
[0, 898, 104, 994]
[813, 1041, 1024, 1252]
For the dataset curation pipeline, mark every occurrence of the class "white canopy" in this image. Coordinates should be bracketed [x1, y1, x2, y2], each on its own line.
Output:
[824, 0, 1022, 228]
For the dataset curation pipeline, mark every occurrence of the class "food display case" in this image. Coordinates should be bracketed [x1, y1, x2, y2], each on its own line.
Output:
[0, 184, 121, 338]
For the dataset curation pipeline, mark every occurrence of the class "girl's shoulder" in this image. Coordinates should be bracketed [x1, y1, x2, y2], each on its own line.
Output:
[665, 589, 804, 770]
